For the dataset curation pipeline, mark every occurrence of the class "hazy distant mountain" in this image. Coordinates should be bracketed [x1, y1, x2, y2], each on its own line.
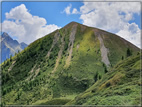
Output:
[1, 22, 140, 105]
[20, 42, 28, 49]
[1, 32, 28, 63]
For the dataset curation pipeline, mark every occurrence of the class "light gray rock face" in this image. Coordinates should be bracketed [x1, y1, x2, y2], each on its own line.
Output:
[97, 34, 110, 67]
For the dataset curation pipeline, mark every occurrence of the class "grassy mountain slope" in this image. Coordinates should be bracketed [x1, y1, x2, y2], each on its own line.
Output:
[1, 22, 140, 105]
[66, 53, 141, 105]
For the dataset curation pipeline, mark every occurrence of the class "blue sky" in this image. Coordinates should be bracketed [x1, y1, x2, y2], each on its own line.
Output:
[1, 1, 141, 48]
[2, 2, 83, 27]
[128, 13, 141, 28]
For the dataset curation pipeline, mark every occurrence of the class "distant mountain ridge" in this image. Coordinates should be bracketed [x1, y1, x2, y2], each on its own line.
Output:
[1, 32, 28, 63]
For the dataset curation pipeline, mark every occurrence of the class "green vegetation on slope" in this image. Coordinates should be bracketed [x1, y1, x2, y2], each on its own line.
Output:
[1, 22, 140, 105]
[66, 54, 141, 105]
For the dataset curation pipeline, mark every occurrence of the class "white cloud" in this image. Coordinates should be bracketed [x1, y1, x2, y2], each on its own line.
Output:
[116, 23, 141, 48]
[2, 20, 25, 37]
[79, 2, 141, 48]
[80, 2, 140, 32]
[63, 4, 80, 15]
[63, 4, 72, 15]
[5, 4, 32, 21]
[72, 8, 79, 14]
[2, 4, 60, 44]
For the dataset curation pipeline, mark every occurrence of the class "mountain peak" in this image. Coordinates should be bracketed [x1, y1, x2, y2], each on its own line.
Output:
[69, 21, 78, 24]
[1, 32, 28, 62]
[64, 21, 82, 29]
[2, 32, 9, 36]
[2, 32, 11, 38]
[69, 21, 83, 26]
[20, 42, 28, 49]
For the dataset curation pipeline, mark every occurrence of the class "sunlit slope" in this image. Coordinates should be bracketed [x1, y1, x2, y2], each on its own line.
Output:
[67, 54, 141, 105]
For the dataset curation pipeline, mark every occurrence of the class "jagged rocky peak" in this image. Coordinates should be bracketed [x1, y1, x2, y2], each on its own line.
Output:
[1, 32, 28, 63]
[2, 32, 11, 39]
